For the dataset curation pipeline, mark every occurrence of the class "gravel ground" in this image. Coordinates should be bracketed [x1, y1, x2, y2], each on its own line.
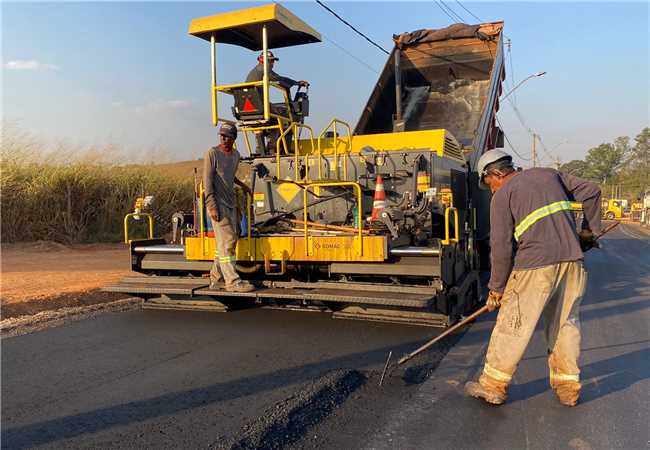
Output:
[0, 298, 141, 338]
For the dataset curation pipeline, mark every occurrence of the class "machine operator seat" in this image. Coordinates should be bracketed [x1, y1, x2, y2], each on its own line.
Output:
[231, 85, 310, 156]
[231, 86, 267, 123]
[231, 86, 309, 125]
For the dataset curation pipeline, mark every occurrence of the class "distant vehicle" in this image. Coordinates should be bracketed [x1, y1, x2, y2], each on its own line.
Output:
[602, 199, 624, 220]
[641, 188, 650, 227]
[630, 201, 643, 222]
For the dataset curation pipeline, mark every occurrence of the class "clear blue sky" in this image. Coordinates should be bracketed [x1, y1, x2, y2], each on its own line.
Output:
[2, 1, 648, 167]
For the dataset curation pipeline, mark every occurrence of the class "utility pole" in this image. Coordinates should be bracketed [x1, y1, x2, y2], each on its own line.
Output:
[553, 156, 562, 170]
[532, 133, 537, 167]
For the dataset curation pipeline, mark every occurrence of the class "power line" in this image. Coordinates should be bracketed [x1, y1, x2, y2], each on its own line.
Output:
[455, 0, 483, 22]
[495, 115, 531, 161]
[322, 35, 379, 74]
[535, 134, 558, 161]
[273, 1, 379, 75]
[315, 0, 390, 55]
[441, 1, 466, 22]
[435, 1, 465, 23]
[506, 38, 517, 105]
[434, 1, 457, 23]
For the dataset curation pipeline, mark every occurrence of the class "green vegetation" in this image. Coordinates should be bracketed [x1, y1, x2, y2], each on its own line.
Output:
[560, 127, 650, 199]
[1, 128, 194, 243]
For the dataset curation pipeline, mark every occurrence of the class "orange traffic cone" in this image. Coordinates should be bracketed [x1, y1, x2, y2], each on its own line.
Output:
[369, 175, 386, 222]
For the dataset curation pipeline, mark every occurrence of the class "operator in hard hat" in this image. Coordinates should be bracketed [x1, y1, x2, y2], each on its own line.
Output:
[245, 50, 309, 154]
[203, 123, 255, 293]
[464, 149, 602, 407]
[246, 50, 309, 95]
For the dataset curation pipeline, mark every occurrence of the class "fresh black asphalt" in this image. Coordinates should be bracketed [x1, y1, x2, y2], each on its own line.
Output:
[2, 224, 649, 449]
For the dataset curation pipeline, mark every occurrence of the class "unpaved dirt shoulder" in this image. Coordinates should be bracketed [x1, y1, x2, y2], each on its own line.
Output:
[1, 240, 133, 325]
[1, 289, 130, 319]
[1, 241, 130, 304]
[1, 297, 141, 338]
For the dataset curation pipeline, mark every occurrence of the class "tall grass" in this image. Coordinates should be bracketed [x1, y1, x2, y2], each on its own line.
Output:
[1, 126, 194, 243]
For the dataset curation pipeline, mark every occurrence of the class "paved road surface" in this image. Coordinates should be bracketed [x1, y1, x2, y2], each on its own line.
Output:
[2, 224, 648, 449]
[2, 299, 433, 449]
[301, 223, 650, 450]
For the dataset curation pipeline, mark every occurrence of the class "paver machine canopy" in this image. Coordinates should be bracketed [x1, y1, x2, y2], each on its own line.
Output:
[189, 3, 321, 155]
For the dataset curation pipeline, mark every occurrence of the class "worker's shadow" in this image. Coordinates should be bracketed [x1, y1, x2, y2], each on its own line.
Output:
[512, 347, 650, 405]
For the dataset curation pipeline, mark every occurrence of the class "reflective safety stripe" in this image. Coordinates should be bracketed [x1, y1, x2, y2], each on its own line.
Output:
[483, 363, 512, 383]
[219, 256, 236, 263]
[550, 368, 580, 383]
[514, 200, 574, 241]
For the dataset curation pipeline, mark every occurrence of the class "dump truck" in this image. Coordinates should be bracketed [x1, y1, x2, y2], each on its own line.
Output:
[105, 4, 507, 327]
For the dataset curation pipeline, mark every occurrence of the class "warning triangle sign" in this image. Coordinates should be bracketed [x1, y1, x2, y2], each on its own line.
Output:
[242, 99, 257, 112]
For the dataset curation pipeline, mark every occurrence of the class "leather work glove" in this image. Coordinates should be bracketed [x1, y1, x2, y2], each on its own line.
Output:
[578, 230, 599, 252]
[486, 290, 503, 312]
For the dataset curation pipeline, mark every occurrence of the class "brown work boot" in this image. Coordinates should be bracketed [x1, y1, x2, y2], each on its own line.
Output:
[464, 374, 508, 405]
[225, 280, 255, 293]
[552, 381, 581, 407]
[209, 280, 224, 290]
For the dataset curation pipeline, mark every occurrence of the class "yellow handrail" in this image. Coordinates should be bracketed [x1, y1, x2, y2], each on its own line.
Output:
[124, 213, 154, 244]
[245, 190, 252, 259]
[215, 80, 264, 91]
[302, 181, 363, 256]
[274, 122, 316, 181]
[299, 125, 316, 182]
[441, 206, 459, 245]
[276, 123, 294, 179]
[199, 181, 205, 256]
[317, 118, 352, 180]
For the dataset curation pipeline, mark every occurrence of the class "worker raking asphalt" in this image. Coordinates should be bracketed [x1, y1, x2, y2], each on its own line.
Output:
[389, 149, 605, 407]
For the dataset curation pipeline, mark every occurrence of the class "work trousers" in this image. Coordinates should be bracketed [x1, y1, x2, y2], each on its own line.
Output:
[209, 211, 240, 286]
[482, 261, 587, 387]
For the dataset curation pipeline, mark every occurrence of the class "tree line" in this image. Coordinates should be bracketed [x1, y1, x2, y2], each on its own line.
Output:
[560, 127, 650, 198]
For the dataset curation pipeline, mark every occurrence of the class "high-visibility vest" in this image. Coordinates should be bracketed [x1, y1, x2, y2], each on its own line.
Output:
[514, 201, 583, 241]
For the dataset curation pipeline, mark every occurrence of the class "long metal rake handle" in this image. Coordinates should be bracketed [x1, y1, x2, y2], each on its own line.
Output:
[398, 305, 489, 365]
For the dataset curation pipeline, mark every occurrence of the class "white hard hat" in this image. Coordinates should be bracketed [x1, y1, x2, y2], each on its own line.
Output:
[477, 148, 512, 189]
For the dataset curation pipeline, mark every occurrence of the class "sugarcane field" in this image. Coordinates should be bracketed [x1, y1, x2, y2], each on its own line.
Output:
[2, 2, 649, 449]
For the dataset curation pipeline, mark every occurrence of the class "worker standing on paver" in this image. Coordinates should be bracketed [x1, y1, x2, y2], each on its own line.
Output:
[203, 123, 255, 293]
[464, 149, 602, 407]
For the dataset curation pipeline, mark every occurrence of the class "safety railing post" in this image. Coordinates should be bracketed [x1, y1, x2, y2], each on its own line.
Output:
[124, 213, 154, 244]
[303, 187, 309, 256]
[262, 25, 269, 122]
[317, 118, 353, 182]
[210, 34, 217, 126]
[199, 182, 205, 256]
[441, 206, 459, 245]
[246, 191, 252, 259]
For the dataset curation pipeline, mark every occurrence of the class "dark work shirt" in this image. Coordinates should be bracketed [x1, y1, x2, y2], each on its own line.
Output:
[203, 145, 240, 212]
[245, 64, 298, 92]
[488, 168, 602, 293]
